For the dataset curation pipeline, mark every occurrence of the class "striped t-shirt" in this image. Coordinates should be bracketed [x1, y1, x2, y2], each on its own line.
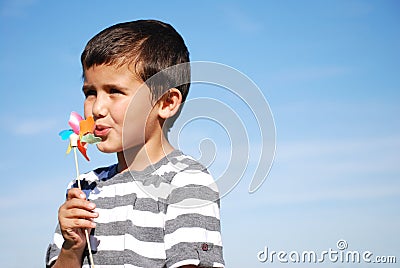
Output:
[46, 150, 224, 268]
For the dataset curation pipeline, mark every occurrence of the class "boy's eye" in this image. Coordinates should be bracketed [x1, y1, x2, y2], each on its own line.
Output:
[110, 88, 123, 94]
[84, 89, 97, 98]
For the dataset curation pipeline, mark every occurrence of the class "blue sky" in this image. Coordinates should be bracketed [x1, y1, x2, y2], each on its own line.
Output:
[1, 0, 399, 267]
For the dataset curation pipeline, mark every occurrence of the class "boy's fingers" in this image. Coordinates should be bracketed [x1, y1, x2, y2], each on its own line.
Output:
[64, 198, 96, 211]
[73, 218, 97, 229]
[67, 188, 86, 200]
[64, 207, 99, 220]
[63, 218, 96, 231]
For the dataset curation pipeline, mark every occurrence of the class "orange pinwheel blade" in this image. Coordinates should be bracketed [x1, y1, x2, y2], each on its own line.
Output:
[79, 116, 95, 137]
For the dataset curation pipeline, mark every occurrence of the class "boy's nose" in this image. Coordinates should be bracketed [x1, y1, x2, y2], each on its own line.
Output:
[92, 95, 107, 119]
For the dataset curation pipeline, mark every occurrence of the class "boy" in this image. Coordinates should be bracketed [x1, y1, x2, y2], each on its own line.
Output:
[46, 20, 224, 268]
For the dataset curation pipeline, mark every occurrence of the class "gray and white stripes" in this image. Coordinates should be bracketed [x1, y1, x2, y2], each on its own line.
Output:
[46, 150, 224, 268]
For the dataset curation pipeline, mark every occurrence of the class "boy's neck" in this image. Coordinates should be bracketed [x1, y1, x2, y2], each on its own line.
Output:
[116, 138, 174, 173]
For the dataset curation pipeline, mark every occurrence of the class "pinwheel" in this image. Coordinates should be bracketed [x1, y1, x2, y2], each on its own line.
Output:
[59, 111, 101, 161]
[59, 111, 100, 268]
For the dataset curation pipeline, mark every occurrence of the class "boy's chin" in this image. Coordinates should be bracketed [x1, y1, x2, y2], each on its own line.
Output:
[96, 143, 120, 154]
[96, 140, 146, 154]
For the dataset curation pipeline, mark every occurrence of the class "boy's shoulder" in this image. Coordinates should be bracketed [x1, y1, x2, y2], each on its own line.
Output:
[163, 150, 209, 174]
[136, 150, 218, 203]
[162, 151, 219, 207]
[154, 150, 216, 187]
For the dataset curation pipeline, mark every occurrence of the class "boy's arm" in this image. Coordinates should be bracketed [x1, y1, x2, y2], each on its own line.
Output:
[52, 240, 85, 268]
[164, 170, 224, 268]
[50, 188, 98, 267]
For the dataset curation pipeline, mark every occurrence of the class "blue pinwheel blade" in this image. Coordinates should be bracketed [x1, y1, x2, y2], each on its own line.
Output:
[59, 129, 74, 140]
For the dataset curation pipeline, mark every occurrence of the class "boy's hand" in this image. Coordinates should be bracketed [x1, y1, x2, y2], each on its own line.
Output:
[58, 188, 98, 251]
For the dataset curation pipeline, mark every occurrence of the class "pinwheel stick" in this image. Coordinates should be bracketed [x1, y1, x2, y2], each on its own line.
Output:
[70, 134, 95, 268]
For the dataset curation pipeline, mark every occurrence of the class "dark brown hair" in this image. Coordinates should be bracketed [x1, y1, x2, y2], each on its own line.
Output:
[81, 19, 190, 103]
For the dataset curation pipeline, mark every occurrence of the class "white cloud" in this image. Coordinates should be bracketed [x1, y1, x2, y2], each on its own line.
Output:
[250, 136, 400, 204]
[268, 66, 350, 84]
[0, 115, 58, 136]
[13, 118, 57, 135]
[276, 136, 400, 174]
[220, 135, 400, 209]
[262, 182, 400, 206]
[340, 1, 374, 17]
[0, 0, 37, 18]
[219, 4, 263, 34]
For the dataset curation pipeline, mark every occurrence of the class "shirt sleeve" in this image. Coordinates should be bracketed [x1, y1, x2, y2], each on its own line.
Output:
[45, 224, 63, 267]
[164, 170, 225, 268]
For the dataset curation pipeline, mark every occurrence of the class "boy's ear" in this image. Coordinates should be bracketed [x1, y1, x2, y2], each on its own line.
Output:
[157, 88, 182, 119]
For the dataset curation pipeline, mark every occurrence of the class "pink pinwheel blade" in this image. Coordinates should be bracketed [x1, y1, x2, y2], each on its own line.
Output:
[68, 111, 83, 134]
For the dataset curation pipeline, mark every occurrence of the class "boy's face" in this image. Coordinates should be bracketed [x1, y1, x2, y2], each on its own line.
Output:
[83, 63, 155, 153]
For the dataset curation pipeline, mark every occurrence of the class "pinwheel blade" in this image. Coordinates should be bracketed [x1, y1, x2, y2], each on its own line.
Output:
[59, 129, 74, 140]
[77, 140, 90, 161]
[81, 133, 102, 144]
[69, 111, 83, 134]
[66, 144, 72, 155]
[79, 116, 95, 136]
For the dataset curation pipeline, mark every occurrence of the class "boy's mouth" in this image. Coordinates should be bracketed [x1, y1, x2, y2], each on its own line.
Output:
[94, 124, 110, 137]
